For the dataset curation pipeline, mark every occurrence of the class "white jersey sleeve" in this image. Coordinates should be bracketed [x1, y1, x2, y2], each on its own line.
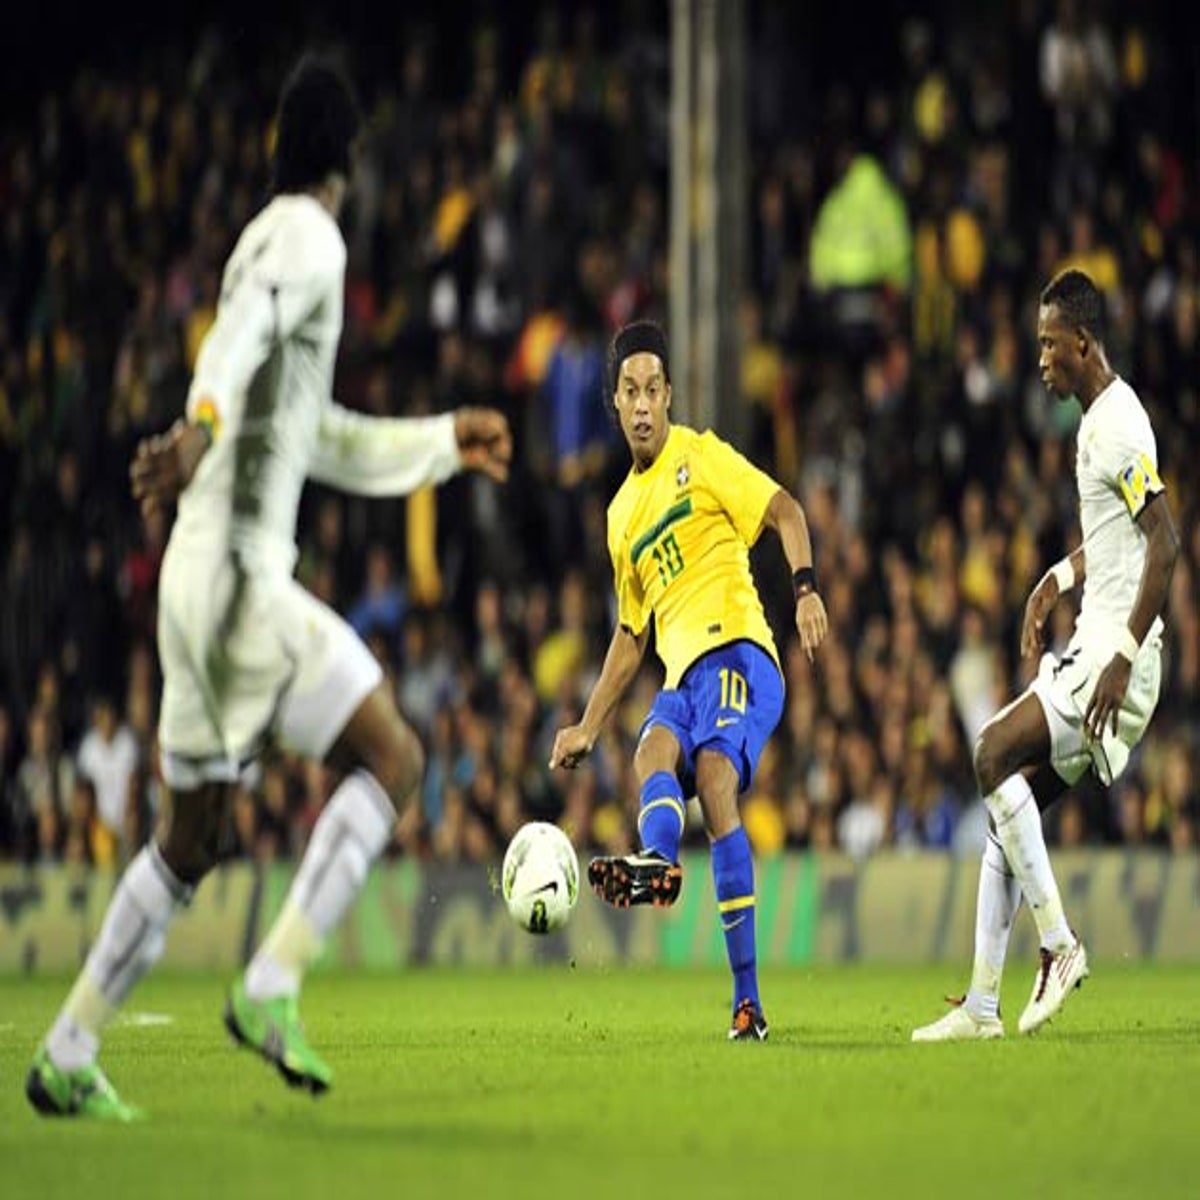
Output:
[309, 408, 462, 496]
[186, 201, 343, 430]
[172, 195, 346, 576]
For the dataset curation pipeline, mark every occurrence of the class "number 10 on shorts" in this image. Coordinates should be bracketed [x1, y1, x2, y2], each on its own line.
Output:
[719, 668, 747, 713]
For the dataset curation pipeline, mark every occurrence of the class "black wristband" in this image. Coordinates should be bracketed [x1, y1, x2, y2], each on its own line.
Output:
[792, 566, 817, 599]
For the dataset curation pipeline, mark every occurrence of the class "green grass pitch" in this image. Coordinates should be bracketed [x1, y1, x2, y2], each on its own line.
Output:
[2, 965, 1197, 1198]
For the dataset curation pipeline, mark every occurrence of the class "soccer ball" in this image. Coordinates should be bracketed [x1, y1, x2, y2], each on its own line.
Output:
[502, 821, 580, 934]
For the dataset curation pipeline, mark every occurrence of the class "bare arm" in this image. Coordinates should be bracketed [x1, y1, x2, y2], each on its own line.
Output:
[1066, 545, 1086, 587]
[1084, 492, 1180, 739]
[1020, 545, 1087, 659]
[1125, 494, 1180, 644]
[129, 420, 212, 516]
[761, 488, 828, 661]
[761, 488, 815, 572]
[549, 623, 649, 769]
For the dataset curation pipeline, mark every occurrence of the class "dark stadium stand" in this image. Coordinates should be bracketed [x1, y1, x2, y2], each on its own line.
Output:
[1, 1, 1197, 866]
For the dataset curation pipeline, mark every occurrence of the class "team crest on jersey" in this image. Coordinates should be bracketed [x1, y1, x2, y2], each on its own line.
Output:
[1079, 429, 1095, 470]
[676, 462, 690, 488]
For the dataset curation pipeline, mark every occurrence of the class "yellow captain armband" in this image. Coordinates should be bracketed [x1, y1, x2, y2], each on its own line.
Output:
[1117, 453, 1163, 517]
[192, 397, 222, 442]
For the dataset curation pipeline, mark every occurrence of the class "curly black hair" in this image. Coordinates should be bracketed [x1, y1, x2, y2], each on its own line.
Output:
[607, 320, 671, 394]
[1041, 269, 1107, 345]
[273, 55, 362, 193]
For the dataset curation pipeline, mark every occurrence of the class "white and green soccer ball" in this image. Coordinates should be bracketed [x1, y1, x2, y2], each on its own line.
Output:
[502, 821, 580, 934]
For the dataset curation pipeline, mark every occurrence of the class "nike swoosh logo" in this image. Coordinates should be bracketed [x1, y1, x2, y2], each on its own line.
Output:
[716, 717, 739, 728]
[532, 880, 559, 895]
[721, 916, 746, 931]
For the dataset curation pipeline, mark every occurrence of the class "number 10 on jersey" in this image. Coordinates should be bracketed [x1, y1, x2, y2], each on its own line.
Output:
[651, 532, 684, 586]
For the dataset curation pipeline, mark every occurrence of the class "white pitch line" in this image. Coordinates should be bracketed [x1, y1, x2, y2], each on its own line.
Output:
[116, 1012, 176, 1028]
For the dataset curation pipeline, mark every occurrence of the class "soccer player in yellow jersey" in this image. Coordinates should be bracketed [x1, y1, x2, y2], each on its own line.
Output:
[550, 321, 828, 1040]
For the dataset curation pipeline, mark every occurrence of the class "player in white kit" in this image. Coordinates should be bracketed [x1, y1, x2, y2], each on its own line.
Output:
[26, 57, 512, 1119]
[913, 269, 1179, 1042]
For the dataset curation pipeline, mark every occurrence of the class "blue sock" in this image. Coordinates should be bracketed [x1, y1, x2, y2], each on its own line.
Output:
[711, 826, 759, 1012]
[638, 771, 685, 863]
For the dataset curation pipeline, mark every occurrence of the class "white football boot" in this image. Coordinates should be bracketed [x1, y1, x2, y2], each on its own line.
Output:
[1017, 939, 1089, 1035]
[912, 998, 1004, 1042]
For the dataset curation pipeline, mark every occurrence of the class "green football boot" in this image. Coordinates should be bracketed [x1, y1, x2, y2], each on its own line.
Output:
[26, 1047, 144, 1121]
[223, 979, 333, 1095]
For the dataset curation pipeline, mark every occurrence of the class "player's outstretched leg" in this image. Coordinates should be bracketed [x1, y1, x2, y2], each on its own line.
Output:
[589, 768, 686, 907]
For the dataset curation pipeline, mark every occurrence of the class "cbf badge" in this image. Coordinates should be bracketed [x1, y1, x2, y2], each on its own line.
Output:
[676, 463, 690, 488]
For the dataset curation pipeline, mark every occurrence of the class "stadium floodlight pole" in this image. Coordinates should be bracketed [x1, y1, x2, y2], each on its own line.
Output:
[695, 0, 718, 434]
[670, 0, 694, 425]
[715, 0, 746, 448]
[670, 0, 746, 440]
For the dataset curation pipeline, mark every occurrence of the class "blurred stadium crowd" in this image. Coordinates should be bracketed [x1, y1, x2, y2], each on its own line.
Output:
[1, 3, 1197, 868]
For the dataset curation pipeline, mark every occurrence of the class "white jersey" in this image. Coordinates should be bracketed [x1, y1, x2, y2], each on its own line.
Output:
[156, 192, 465, 769]
[173, 193, 461, 579]
[1074, 376, 1164, 648]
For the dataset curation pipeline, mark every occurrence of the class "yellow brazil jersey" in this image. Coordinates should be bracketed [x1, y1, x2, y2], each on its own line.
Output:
[607, 424, 781, 687]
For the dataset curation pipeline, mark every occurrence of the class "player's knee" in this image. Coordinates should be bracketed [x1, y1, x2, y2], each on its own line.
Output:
[634, 731, 675, 780]
[973, 727, 1005, 796]
[632, 739, 655, 780]
[695, 757, 741, 839]
[154, 817, 221, 885]
[153, 785, 229, 885]
[700, 800, 740, 841]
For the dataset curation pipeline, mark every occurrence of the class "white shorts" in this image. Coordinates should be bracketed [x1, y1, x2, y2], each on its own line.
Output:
[156, 542, 382, 786]
[1029, 629, 1162, 786]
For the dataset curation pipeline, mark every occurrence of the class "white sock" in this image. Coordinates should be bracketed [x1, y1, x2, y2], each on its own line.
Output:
[964, 833, 1022, 1020]
[984, 774, 1073, 953]
[245, 770, 395, 1002]
[46, 843, 189, 1070]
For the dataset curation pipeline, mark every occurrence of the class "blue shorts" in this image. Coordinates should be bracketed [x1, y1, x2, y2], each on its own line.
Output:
[640, 640, 785, 795]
